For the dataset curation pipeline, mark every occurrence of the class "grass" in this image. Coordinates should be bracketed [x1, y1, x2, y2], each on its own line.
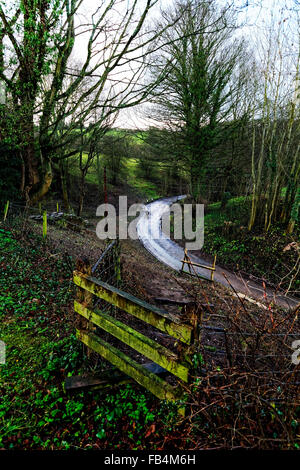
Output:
[68, 153, 162, 201]
[125, 158, 162, 201]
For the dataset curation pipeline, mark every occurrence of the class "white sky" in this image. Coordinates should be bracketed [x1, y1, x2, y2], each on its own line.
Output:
[114, 0, 300, 128]
[1, 0, 298, 128]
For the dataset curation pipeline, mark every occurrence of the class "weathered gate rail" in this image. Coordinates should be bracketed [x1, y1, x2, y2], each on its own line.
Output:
[181, 248, 217, 281]
[73, 268, 198, 409]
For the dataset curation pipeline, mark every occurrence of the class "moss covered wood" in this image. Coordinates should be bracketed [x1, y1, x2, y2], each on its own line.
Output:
[75, 259, 94, 356]
[74, 300, 190, 382]
[76, 329, 184, 405]
[42, 210, 47, 238]
[3, 200, 9, 221]
[73, 271, 193, 344]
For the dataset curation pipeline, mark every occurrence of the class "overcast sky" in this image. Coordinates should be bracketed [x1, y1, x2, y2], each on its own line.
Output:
[1, 0, 298, 126]
[113, 0, 300, 128]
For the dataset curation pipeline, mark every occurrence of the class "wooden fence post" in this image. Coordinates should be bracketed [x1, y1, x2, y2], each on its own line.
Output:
[104, 166, 107, 205]
[3, 200, 9, 221]
[181, 248, 191, 274]
[180, 249, 217, 281]
[43, 210, 47, 238]
[75, 258, 94, 357]
[211, 254, 217, 281]
[114, 238, 121, 285]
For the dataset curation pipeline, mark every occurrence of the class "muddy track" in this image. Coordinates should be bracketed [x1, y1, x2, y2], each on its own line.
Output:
[136, 196, 299, 310]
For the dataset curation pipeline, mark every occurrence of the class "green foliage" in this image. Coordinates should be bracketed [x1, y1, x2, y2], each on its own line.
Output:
[203, 196, 299, 292]
[0, 143, 22, 206]
[150, 0, 246, 201]
[290, 186, 300, 222]
[0, 227, 176, 449]
[125, 158, 162, 200]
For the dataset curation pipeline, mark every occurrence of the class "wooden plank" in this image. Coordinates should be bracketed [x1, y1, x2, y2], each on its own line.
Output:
[75, 259, 94, 358]
[211, 254, 217, 281]
[65, 369, 132, 391]
[180, 259, 216, 271]
[65, 363, 168, 392]
[75, 301, 190, 382]
[76, 329, 183, 404]
[154, 297, 196, 306]
[73, 271, 193, 344]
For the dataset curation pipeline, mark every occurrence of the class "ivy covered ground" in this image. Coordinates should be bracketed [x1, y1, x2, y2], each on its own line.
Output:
[1, 223, 299, 451]
[202, 197, 299, 296]
[0, 228, 182, 450]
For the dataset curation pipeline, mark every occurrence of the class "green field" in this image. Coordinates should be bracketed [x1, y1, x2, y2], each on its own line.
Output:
[69, 152, 162, 201]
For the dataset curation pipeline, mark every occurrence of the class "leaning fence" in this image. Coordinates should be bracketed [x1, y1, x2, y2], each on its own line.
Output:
[72, 256, 200, 414]
[181, 247, 217, 281]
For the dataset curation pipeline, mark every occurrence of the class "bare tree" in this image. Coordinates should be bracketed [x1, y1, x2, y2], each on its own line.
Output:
[248, 10, 300, 232]
[0, 0, 180, 203]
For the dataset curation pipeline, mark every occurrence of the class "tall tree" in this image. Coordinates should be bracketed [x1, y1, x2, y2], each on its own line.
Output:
[149, 0, 247, 202]
[101, 132, 129, 186]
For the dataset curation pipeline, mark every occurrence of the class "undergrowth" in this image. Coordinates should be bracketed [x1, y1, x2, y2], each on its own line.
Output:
[0, 221, 299, 450]
[203, 197, 299, 294]
[0, 226, 178, 450]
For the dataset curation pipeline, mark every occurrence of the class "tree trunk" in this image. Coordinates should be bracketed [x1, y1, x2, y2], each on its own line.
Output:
[59, 159, 70, 211]
[20, 110, 40, 201]
[190, 166, 200, 203]
[30, 159, 53, 205]
[20, 154, 25, 193]
[286, 187, 300, 235]
[96, 154, 103, 200]
[77, 170, 86, 217]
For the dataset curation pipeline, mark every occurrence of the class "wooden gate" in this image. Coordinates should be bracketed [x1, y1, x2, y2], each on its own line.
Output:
[73, 264, 198, 411]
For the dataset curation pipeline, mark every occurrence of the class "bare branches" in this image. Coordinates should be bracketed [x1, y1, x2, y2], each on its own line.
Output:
[175, 272, 300, 449]
[1, 1, 184, 201]
[147, 0, 247, 202]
